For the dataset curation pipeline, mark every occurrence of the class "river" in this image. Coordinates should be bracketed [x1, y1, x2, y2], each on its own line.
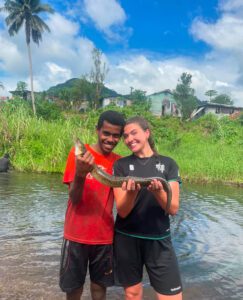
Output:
[0, 172, 242, 299]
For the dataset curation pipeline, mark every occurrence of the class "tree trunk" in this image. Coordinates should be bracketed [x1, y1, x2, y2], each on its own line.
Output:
[27, 43, 36, 115]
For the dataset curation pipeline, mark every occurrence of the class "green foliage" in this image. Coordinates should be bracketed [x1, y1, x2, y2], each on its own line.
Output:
[212, 93, 234, 105]
[205, 89, 217, 102]
[130, 89, 147, 105]
[1, 0, 54, 44]
[0, 102, 242, 184]
[35, 99, 63, 121]
[90, 48, 109, 109]
[46, 77, 119, 110]
[16, 81, 28, 92]
[173, 72, 198, 119]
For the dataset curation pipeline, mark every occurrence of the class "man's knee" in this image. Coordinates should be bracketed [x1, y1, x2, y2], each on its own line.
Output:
[66, 286, 83, 300]
[90, 282, 106, 300]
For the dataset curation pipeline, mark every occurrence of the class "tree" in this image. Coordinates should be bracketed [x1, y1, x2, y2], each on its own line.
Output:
[16, 81, 28, 92]
[0, 0, 54, 115]
[15, 80, 28, 99]
[212, 94, 234, 105]
[173, 72, 198, 119]
[205, 90, 217, 102]
[90, 48, 109, 109]
[130, 89, 147, 105]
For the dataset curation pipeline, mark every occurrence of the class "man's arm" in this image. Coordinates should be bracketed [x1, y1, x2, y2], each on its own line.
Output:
[69, 151, 94, 205]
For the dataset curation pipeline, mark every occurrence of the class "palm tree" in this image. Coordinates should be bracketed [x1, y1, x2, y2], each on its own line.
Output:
[0, 0, 54, 115]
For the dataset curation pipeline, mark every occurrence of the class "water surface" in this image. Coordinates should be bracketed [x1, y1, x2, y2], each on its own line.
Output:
[0, 172, 242, 299]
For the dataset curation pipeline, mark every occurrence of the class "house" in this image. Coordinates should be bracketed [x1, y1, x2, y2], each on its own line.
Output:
[147, 90, 181, 117]
[0, 96, 9, 101]
[101, 96, 132, 108]
[190, 102, 243, 120]
[9, 90, 32, 100]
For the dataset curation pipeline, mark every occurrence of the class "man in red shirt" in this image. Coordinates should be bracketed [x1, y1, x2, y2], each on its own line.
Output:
[59, 110, 125, 300]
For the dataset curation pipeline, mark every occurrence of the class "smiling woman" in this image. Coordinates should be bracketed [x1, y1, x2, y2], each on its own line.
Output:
[113, 116, 182, 300]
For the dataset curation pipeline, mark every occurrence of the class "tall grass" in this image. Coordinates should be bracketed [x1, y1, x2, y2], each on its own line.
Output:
[0, 100, 242, 184]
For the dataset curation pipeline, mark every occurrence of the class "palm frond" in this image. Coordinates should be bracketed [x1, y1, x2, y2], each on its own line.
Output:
[33, 3, 54, 14]
[31, 27, 42, 44]
[5, 11, 24, 26]
[32, 14, 50, 32]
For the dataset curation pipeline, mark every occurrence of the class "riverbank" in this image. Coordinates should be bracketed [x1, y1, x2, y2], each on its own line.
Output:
[1, 100, 243, 185]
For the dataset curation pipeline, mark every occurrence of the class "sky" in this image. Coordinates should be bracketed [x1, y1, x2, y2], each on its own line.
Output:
[1, 0, 243, 106]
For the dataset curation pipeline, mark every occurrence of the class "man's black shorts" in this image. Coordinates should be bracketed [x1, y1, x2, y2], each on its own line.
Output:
[59, 239, 114, 293]
[114, 232, 182, 295]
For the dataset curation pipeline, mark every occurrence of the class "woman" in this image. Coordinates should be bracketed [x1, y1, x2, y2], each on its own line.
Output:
[113, 116, 182, 300]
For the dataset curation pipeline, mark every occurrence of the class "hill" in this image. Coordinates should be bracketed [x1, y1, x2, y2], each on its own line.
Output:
[46, 78, 121, 98]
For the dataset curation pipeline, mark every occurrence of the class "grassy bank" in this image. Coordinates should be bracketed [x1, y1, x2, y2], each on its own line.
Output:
[0, 99, 243, 185]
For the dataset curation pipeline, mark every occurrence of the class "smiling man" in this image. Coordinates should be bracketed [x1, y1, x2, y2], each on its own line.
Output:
[59, 110, 125, 300]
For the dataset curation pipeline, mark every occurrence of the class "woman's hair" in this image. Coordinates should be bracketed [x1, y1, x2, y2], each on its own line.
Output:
[125, 116, 158, 155]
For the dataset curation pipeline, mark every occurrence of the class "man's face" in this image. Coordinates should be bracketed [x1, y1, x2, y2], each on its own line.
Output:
[97, 120, 123, 154]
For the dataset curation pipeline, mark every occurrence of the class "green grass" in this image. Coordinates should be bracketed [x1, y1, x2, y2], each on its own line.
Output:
[0, 100, 242, 185]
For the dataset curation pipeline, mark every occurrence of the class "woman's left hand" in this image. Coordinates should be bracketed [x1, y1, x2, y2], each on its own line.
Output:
[147, 179, 165, 197]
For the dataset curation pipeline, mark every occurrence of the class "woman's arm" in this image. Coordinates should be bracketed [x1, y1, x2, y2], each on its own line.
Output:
[114, 179, 141, 218]
[148, 179, 180, 215]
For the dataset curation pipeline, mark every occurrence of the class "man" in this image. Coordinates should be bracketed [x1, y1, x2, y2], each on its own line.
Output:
[0, 153, 10, 172]
[59, 110, 125, 300]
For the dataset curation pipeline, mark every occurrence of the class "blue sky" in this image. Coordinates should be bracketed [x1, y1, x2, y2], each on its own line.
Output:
[1, 0, 243, 106]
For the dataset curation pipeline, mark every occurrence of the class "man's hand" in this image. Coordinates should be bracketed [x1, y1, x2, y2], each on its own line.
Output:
[75, 151, 95, 178]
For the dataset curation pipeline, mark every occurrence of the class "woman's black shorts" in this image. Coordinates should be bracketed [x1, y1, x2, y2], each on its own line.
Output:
[114, 232, 182, 295]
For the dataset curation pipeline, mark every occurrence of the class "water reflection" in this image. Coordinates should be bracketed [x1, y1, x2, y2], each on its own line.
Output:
[0, 172, 242, 299]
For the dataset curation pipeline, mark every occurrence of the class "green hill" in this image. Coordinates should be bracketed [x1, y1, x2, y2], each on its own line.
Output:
[46, 78, 120, 98]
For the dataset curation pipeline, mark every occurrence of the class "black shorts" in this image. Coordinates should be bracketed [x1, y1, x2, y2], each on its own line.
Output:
[59, 239, 114, 293]
[114, 232, 182, 295]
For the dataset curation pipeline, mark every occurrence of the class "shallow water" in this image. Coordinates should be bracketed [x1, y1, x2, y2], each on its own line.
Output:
[0, 172, 242, 299]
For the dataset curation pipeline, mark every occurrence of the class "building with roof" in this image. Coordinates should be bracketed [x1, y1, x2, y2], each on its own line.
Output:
[190, 102, 243, 120]
[147, 89, 181, 117]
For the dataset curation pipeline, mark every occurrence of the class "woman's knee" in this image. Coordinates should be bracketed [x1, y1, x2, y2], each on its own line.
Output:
[124, 283, 143, 300]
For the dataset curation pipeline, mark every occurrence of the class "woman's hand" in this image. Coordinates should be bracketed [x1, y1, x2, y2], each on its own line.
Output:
[147, 179, 164, 193]
[122, 179, 141, 192]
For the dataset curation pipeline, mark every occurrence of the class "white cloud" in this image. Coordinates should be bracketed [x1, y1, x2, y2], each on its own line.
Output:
[105, 52, 243, 106]
[1, 0, 243, 108]
[219, 0, 243, 13]
[191, 15, 243, 52]
[0, 12, 95, 94]
[83, 0, 132, 42]
[45, 62, 72, 83]
[84, 0, 126, 29]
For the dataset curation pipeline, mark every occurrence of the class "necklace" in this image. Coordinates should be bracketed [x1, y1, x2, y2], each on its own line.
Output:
[135, 155, 153, 166]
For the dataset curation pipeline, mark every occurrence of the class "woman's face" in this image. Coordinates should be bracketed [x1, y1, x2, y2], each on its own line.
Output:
[123, 123, 150, 154]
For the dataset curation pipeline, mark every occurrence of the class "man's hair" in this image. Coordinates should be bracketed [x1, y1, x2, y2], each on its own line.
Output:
[4, 153, 9, 159]
[97, 110, 125, 132]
